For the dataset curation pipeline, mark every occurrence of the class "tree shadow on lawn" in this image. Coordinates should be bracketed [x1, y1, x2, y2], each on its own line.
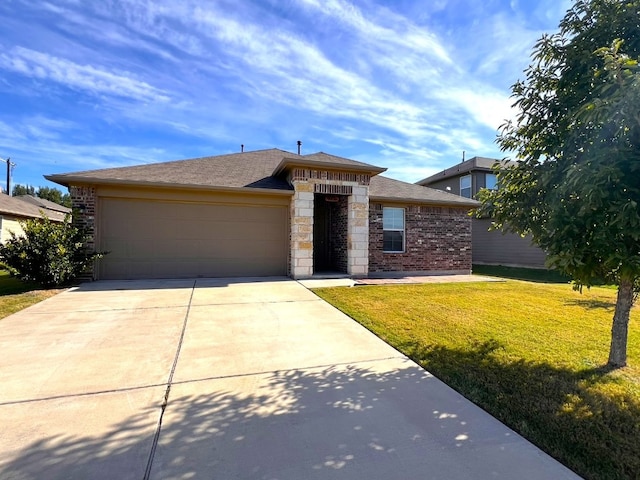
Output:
[563, 298, 616, 311]
[403, 339, 640, 480]
[1, 362, 577, 480]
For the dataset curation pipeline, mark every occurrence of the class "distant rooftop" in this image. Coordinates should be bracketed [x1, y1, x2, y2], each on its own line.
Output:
[0, 194, 68, 222]
[416, 156, 515, 186]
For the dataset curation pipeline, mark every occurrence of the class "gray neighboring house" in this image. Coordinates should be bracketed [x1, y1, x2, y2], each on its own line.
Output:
[45, 148, 478, 280]
[0, 194, 71, 243]
[416, 156, 547, 269]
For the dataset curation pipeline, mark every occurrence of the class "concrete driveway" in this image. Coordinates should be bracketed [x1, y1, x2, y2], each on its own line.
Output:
[0, 278, 580, 480]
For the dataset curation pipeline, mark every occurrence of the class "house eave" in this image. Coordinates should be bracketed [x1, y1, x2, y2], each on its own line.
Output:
[369, 195, 479, 207]
[44, 175, 294, 196]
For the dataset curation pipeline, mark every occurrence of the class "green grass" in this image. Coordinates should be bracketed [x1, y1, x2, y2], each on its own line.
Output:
[313, 281, 639, 480]
[0, 270, 62, 319]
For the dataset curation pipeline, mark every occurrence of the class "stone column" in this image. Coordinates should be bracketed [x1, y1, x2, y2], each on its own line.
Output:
[347, 185, 369, 276]
[290, 181, 314, 278]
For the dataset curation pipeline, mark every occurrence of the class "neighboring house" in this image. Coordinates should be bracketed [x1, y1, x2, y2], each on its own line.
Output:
[0, 193, 70, 243]
[416, 156, 547, 268]
[45, 148, 478, 280]
[16, 194, 71, 215]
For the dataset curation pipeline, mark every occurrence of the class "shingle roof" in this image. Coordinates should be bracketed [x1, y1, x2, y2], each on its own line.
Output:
[370, 175, 479, 207]
[0, 194, 67, 222]
[16, 195, 71, 214]
[272, 152, 386, 176]
[46, 149, 294, 192]
[45, 148, 476, 206]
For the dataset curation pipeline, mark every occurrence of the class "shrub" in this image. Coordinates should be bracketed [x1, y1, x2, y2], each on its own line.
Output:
[0, 213, 106, 287]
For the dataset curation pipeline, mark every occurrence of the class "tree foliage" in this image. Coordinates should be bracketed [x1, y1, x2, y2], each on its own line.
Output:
[11, 184, 36, 197]
[0, 214, 105, 287]
[477, 0, 640, 367]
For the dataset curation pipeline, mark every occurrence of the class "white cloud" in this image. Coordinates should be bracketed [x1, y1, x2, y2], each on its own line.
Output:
[0, 47, 171, 103]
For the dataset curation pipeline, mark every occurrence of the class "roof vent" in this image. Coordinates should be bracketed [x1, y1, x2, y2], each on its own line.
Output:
[241, 144, 244, 153]
[297, 140, 302, 155]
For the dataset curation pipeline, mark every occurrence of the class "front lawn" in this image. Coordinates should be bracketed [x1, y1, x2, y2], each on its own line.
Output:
[0, 270, 62, 319]
[313, 281, 639, 480]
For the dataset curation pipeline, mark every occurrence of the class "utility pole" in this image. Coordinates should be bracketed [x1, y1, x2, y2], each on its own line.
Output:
[1, 158, 15, 196]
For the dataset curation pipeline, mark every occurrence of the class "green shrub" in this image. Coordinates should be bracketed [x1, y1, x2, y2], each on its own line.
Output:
[0, 213, 106, 287]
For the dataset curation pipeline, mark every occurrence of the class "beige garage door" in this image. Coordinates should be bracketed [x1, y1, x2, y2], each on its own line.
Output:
[98, 197, 289, 279]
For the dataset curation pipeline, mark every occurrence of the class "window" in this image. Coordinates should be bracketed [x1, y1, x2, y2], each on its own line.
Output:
[485, 173, 497, 190]
[460, 175, 472, 198]
[383, 207, 404, 252]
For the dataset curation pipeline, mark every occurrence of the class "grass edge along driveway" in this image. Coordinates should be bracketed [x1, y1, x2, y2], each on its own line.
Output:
[0, 270, 62, 320]
[313, 280, 639, 480]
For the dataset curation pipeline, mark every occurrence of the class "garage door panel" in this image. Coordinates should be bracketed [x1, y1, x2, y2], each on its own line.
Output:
[98, 198, 288, 279]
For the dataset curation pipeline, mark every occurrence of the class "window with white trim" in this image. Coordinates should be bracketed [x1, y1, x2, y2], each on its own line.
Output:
[460, 175, 472, 198]
[485, 173, 497, 190]
[383, 207, 404, 252]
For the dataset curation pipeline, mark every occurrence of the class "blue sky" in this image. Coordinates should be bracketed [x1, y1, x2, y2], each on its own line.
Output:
[1, 0, 572, 190]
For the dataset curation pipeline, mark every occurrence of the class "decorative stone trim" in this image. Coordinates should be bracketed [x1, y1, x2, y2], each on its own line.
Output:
[314, 184, 353, 195]
[290, 168, 371, 185]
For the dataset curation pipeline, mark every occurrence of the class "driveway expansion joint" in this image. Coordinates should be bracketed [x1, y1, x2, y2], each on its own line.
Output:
[143, 280, 196, 480]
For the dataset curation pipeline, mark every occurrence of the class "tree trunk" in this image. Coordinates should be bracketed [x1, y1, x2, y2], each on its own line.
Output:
[607, 277, 635, 368]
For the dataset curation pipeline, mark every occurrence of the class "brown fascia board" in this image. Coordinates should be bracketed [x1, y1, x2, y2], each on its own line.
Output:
[43, 175, 294, 196]
[369, 194, 479, 207]
[272, 156, 387, 176]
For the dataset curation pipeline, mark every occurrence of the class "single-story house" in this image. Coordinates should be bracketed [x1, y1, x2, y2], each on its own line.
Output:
[416, 156, 547, 268]
[0, 193, 70, 243]
[46, 148, 478, 280]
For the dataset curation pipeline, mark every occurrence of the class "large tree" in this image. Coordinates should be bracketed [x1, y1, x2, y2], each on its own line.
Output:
[477, 0, 640, 367]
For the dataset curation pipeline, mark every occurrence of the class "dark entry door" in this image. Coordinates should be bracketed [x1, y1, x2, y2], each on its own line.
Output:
[313, 196, 332, 272]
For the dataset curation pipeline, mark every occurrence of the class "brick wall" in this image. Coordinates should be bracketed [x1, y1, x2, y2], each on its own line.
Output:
[70, 185, 97, 280]
[70, 186, 96, 251]
[369, 203, 472, 273]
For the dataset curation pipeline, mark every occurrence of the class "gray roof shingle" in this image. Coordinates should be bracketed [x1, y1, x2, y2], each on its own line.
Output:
[46, 148, 294, 191]
[46, 148, 476, 206]
[16, 195, 71, 214]
[0, 194, 67, 222]
[370, 175, 479, 207]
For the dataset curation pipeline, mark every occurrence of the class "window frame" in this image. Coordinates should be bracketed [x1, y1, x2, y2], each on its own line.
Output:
[382, 206, 405, 253]
[485, 173, 498, 190]
[460, 175, 472, 198]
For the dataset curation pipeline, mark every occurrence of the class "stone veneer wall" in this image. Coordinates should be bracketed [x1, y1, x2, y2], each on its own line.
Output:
[289, 168, 371, 278]
[290, 182, 315, 277]
[369, 204, 472, 273]
[347, 185, 369, 276]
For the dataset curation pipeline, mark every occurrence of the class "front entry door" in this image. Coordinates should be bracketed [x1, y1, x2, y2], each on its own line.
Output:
[313, 196, 332, 272]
